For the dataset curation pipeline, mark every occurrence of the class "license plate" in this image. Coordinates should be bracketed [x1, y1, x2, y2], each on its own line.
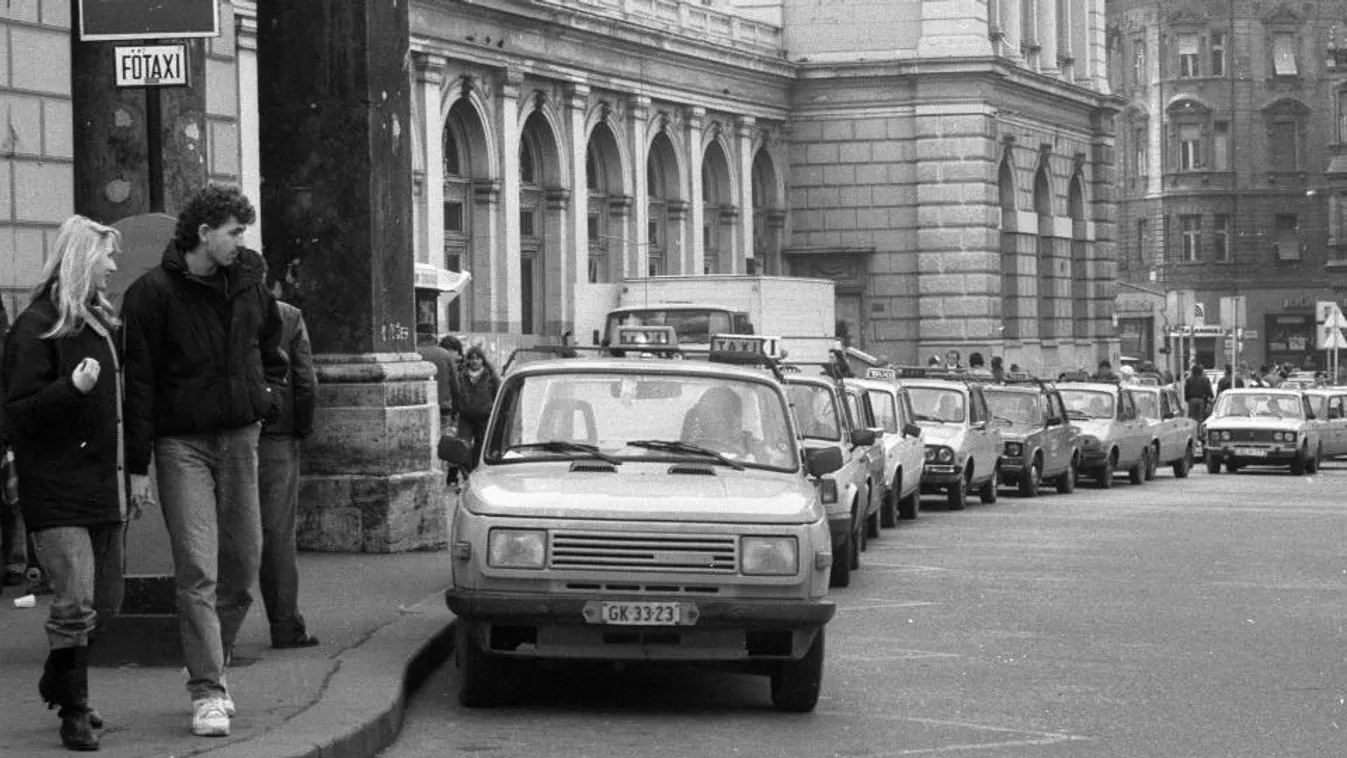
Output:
[600, 602, 680, 626]
[1234, 447, 1267, 457]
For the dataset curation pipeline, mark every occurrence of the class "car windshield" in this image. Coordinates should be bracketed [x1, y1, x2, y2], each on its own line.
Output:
[1211, 392, 1305, 419]
[606, 309, 737, 345]
[484, 371, 797, 470]
[1130, 391, 1160, 420]
[1308, 395, 1327, 418]
[1059, 389, 1115, 420]
[908, 387, 966, 424]
[984, 389, 1042, 425]
[785, 383, 842, 441]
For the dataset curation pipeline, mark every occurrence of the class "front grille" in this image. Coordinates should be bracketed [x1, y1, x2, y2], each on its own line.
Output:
[564, 582, 721, 594]
[1216, 429, 1278, 443]
[551, 532, 737, 573]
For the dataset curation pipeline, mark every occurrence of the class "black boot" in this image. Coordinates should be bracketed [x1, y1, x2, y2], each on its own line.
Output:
[38, 648, 73, 711]
[57, 647, 98, 751]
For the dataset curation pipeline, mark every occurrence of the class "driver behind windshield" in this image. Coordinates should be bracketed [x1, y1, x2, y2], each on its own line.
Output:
[682, 387, 753, 456]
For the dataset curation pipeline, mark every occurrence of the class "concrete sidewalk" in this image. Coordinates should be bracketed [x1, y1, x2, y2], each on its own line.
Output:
[0, 552, 456, 757]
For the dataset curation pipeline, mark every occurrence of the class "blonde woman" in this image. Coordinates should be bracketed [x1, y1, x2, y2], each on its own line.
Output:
[0, 215, 129, 751]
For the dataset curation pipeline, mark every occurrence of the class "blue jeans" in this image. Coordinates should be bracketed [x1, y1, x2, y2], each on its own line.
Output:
[258, 434, 307, 642]
[155, 424, 262, 701]
[30, 523, 125, 649]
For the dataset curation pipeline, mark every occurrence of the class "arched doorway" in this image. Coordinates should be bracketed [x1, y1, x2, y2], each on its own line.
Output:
[586, 122, 624, 283]
[701, 140, 733, 274]
[518, 110, 561, 335]
[647, 132, 680, 276]
[751, 148, 782, 276]
[1034, 166, 1054, 340]
[443, 98, 491, 332]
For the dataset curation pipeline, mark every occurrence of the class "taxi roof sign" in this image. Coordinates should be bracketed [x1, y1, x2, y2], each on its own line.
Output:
[865, 367, 898, 381]
[614, 325, 677, 347]
[709, 334, 781, 359]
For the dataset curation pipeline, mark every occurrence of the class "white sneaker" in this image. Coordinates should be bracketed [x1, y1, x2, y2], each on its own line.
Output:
[191, 696, 230, 737]
[183, 669, 236, 717]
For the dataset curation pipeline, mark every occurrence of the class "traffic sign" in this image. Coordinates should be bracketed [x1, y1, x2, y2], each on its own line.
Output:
[1319, 325, 1347, 350]
[1326, 309, 1347, 331]
[114, 45, 188, 87]
[79, 0, 219, 41]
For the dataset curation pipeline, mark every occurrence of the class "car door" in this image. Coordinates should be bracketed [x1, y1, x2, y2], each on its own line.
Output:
[968, 386, 999, 478]
[896, 389, 924, 495]
[1154, 390, 1179, 460]
[866, 388, 904, 492]
[842, 387, 879, 496]
[1326, 395, 1346, 456]
[1116, 390, 1144, 465]
[1042, 391, 1071, 476]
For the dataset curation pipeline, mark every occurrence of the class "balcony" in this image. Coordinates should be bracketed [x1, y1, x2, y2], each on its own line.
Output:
[536, 0, 783, 55]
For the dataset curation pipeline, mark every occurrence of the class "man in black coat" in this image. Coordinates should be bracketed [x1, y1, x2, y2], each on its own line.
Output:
[120, 185, 287, 738]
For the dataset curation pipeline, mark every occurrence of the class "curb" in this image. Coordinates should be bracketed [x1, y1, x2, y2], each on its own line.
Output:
[204, 609, 457, 758]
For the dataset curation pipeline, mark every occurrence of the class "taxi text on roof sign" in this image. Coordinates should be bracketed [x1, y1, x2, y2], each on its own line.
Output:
[615, 325, 677, 347]
[865, 367, 898, 381]
[114, 45, 189, 87]
[710, 334, 780, 358]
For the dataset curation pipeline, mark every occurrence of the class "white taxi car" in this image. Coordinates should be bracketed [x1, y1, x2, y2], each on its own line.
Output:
[1125, 384, 1197, 479]
[440, 331, 840, 711]
[849, 368, 924, 524]
[903, 372, 1002, 510]
[1203, 388, 1323, 475]
[1302, 387, 1347, 458]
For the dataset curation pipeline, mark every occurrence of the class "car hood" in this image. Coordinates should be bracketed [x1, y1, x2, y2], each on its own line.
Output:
[465, 463, 819, 524]
[1071, 418, 1116, 438]
[918, 423, 967, 447]
[1204, 416, 1307, 432]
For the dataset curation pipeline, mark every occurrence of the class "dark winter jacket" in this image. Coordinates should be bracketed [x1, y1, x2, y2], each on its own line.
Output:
[263, 302, 317, 438]
[121, 244, 287, 475]
[454, 367, 499, 424]
[1184, 373, 1214, 404]
[0, 298, 125, 530]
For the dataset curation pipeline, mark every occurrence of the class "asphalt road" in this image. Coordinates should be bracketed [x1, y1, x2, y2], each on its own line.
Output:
[380, 462, 1347, 758]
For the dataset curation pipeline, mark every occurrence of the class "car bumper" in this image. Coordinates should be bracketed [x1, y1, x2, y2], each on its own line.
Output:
[1206, 445, 1299, 463]
[446, 591, 834, 661]
[920, 465, 962, 489]
[1079, 449, 1109, 469]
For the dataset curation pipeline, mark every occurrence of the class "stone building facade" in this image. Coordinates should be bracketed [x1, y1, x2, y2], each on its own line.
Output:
[1112, 0, 1347, 372]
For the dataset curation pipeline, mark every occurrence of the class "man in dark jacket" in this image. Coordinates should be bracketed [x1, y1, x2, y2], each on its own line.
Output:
[258, 266, 318, 651]
[120, 185, 287, 738]
[1184, 364, 1214, 421]
[1216, 363, 1244, 394]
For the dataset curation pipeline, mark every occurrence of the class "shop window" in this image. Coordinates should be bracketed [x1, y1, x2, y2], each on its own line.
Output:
[1180, 214, 1201, 262]
[1213, 215, 1230, 262]
[1177, 34, 1200, 77]
[1210, 32, 1226, 76]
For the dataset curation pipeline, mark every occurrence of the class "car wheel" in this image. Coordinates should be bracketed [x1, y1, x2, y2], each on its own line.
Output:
[1145, 443, 1159, 481]
[1205, 453, 1221, 474]
[979, 465, 999, 504]
[829, 534, 853, 588]
[1173, 444, 1193, 478]
[947, 471, 967, 511]
[865, 495, 881, 540]
[1290, 452, 1306, 476]
[1054, 457, 1077, 494]
[770, 628, 824, 713]
[1096, 455, 1115, 489]
[1129, 449, 1147, 485]
[457, 623, 505, 708]
[1018, 456, 1042, 498]
[880, 482, 898, 528]
[1307, 446, 1321, 474]
[898, 489, 920, 520]
[1226, 459, 1240, 474]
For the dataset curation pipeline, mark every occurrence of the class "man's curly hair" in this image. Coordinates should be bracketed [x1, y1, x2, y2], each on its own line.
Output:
[173, 184, 257, 251]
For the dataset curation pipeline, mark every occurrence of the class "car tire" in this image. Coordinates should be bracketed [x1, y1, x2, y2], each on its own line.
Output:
[1054, 457, 1077, 494]
[1307, 446, 1321, 475]
[1290, 452, 1306, 476]
[1206, 453, 1221, 474]
[1129, 449, 1147, 485]
[865, 497, 881, 540]
[1018, 456, 1042, 498]
[1226, 459, 1240, 474]
[880, 482, 898, 528]
[1096, 455, 1115, 489]
[979, 466, 998, 504]
[898, 489, 920, 520]
[457, 623, 505, 708]
[1173, 445, 1193, 478]
[829, 534, 853, 588]
[1145, 443, 1159, 481]
[771, 628, 824, 713]
[947, 472, 967, 511]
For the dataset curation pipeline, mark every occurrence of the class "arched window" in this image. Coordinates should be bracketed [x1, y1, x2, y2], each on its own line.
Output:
[1034, 166, 1055, 340]
[998, 159, 1021, 340]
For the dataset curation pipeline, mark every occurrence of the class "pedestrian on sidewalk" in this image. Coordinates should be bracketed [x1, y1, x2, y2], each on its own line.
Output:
[1184, 364, 1214, 421]
[259, 261, 319, 650]
[0, 215, 131, 751]
[417, 324, 458, 433]
[453, 346, 500, 468]
[121, 185, 288, 738]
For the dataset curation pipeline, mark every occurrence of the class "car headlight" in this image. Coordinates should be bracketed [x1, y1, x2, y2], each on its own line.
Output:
[1005, 442, 1023, 457]
[937, 446, 954, 463]
[741, 536, 799, 576]
[1220, 431, 1231, 441]
[487, 529, 547, 569]
[924, 447, 935, 462]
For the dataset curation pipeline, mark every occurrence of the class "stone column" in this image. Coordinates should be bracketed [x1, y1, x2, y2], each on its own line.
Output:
[766, 209, 787, 276]
[414, 54, 447, 272]
[685, 106, 706, 276]
[665, 200, 689, 275]
[1000, 0, 1023, 63]
[236, 9, 263, 249]
[257, 0, 442, 552]
[1037, 0, 1060, 77]
[544, 188, 571, 335]
[734, 116, 756, 275]
[608, 196, 632, 283]
[498, 70, 524, 332]
[626, 96, 650, 279]
[566, 83, 589, 323]
[917, 0, 994, 58]
[471, 179, 502, 330]
[1057, 0, 1074, 80]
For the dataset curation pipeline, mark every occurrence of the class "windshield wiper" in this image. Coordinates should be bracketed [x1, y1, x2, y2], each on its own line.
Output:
[505, 441, 623, 465]
[1065, 410, 1090, 421]
[912, 413, 940, 422]
[626, 439, 746, 470]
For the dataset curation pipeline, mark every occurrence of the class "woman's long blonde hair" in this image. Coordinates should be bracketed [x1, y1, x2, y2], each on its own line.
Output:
[31, 215, 121, 338]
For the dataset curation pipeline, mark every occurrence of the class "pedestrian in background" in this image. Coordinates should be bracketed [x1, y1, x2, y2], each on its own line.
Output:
[454, 346, 500, 467]
[416, 324, 458, 434]
[1216, 364, 1243, 394]
[121, 184, 287, 738]
[1184, 364, 1214, 421]
[259, 260, 319, 651]
[0, 215, 130, 751]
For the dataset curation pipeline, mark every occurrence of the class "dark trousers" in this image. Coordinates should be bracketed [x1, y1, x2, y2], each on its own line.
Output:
[259, 434, 307, 642]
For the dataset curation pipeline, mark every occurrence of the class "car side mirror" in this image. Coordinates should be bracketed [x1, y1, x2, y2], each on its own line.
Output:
[805, 446, 845, 477]
[850, 429, 877, 447]
[868, 426, 886, 439]
[902, 422, 922, 439]
[437, 436, 474, 466]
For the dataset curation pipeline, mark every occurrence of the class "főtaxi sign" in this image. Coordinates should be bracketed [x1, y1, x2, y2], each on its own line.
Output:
[114, 45, 188, 87]
[79, 0, 219, 41]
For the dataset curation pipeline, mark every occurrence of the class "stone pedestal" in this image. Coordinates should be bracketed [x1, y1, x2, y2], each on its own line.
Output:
[297, 354, 445, 552]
